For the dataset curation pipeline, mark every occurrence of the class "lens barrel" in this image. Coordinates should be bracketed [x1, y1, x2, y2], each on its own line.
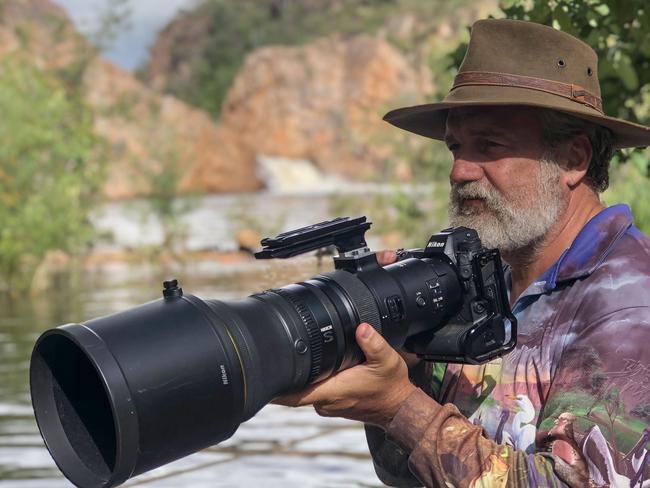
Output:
[30, 258, 461, 488]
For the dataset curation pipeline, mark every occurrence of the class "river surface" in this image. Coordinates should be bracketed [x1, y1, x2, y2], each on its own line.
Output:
[0, 256, 385, 487]
[1, 185, 445, 487]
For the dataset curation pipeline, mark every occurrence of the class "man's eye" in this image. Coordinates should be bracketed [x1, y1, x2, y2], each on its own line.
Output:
[486, 140, 504, 147]
[447, 143, 460, 152]
[479, 140, 504, 151]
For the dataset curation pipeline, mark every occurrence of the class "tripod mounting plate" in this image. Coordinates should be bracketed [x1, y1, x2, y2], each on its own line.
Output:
[254, 216, 371, 259]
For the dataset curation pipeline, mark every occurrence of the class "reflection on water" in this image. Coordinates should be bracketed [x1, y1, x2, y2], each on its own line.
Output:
[0, 258, 382, 487]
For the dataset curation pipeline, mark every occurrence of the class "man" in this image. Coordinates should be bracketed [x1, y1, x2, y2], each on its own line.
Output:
[279, 19, 650, 487]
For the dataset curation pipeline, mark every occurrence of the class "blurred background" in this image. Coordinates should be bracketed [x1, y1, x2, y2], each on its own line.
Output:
[1, 0, 649, 486]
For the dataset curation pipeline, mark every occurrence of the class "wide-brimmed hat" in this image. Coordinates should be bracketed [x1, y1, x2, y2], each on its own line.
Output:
[384, 19, 650, 149]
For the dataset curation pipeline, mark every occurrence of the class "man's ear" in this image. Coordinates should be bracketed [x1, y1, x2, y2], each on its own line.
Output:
[561, 134, 593, 188]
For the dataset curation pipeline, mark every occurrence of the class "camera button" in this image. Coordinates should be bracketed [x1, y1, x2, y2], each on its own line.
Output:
[385, 296, 404, 321]
[294, 339, 308, 354]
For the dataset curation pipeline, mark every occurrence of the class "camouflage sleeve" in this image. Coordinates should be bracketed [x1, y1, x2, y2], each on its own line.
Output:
[386, 389, 567, 487]
[364, 361, 434, 487]
[383, 308, 650, 487]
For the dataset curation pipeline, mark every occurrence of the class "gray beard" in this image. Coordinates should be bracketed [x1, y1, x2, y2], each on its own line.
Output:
[448, 158, 566, 253]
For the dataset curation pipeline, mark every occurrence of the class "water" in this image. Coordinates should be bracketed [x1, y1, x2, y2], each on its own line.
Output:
[0, 257, 383, 487]
[90, 185, 439, 252]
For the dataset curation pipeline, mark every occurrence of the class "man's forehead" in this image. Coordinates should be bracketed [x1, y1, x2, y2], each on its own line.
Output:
[445, 106, 541, 137]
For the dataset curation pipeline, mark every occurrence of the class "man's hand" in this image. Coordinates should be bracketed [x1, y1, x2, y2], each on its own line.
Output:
[274, 323, 417, 429]
[376, 249, 397, 266]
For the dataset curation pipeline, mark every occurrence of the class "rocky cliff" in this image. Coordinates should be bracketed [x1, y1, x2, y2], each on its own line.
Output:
[145, 4, 212, 95]
[0, 0, 262, 198]
[186, 34, 423, 189]
[1, 0, 495, 198]
[0, 0, 427, 196]
[0, 0, 82, 69]
[82, 58, 263, 197]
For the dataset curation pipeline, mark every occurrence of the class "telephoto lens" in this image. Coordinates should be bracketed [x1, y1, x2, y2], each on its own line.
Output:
[30, 217, 515, 488]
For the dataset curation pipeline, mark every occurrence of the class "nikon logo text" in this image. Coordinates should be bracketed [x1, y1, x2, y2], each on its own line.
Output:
[427, 241, 445, 248]
[220, 364, 229, 385]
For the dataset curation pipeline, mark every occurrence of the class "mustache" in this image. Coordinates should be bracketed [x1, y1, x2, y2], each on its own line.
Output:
[450, 181, 502, 208]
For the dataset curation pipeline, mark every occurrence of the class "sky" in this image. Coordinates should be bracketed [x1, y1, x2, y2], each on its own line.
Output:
[54, 0, 199, 71]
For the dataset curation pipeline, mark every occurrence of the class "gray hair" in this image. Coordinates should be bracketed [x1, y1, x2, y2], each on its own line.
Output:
[537, 108, 614, 193]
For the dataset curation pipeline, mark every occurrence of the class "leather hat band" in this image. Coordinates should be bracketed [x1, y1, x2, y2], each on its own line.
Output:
[452, 71, 603, 113]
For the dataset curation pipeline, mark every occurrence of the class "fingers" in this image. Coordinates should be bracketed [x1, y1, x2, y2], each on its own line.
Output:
[274, 323, 402, 414]
[355, 323, 394, 365]
[398, 349, 422, 369]
[270, 393, 304, 407]
[376, 250, 397, 266]
[272, 387, 317, 407]
[273, 323, 412, 425]
[272, 379, 335, 407]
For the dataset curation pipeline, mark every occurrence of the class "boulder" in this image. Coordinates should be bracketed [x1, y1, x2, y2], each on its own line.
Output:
[82, 58, 262, 198]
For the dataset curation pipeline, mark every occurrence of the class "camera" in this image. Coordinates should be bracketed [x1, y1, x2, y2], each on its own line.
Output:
[30, 216, 516, 488]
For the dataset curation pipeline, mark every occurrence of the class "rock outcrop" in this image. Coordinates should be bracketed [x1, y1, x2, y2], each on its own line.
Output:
[183, 34, 423, 190]
[0, 0, 84, 70]
[0, 0, 261, 198]
[82, 59, 262, 198]
[145, 5, 213, 94]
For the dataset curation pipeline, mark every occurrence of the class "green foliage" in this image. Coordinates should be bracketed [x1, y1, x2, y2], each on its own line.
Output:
[56, 0, 132, 91]
[89, 0, 132, 53]
[498, 0, 650, 128]
[630, 403, 650, 421]
[134, 125, 197, 254]
[226, 196, 286, 239]
[328, 184, 447, 248]
[540, 389, 595, 425]
[603, 152, 650, 233]
[386, 133, 452, 182]
[538, 388, 639, 452]
[0, 58, 105, 289]
[99, 92, 137, 120]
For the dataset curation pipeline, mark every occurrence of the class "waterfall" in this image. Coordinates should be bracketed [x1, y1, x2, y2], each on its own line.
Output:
[256, 154, 347, 194]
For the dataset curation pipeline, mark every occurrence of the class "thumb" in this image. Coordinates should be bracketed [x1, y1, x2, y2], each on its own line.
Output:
[356, 323, 392, 364]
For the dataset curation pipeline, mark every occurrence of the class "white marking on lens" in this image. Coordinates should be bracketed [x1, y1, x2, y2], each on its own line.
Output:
[220, 364, 229, 385]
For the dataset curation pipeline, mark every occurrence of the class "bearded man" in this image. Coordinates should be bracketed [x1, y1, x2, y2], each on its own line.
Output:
[278, 19, 650, 487]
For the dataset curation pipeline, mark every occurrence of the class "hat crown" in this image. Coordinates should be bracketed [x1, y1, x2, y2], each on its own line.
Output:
[459, 19, 600, 97]
[382, 18, 650, 149]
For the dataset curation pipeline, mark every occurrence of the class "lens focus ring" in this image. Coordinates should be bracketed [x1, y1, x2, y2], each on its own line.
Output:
[273, 289, 323, 382]
[324, 270, 382, 333]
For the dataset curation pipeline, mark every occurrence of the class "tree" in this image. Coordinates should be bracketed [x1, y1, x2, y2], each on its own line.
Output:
[499, 0, 650, 128]
[630, 403, 650, 421]
[0, 58, 105, 290]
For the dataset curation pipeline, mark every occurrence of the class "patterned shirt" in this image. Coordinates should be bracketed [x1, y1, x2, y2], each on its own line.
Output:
[367, 204, 650, 487]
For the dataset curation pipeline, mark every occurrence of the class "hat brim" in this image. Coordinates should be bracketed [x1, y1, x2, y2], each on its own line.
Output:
[383, 85, 650, 149]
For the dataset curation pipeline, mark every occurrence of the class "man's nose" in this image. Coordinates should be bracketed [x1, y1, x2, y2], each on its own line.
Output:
[449, 157, 484, 185]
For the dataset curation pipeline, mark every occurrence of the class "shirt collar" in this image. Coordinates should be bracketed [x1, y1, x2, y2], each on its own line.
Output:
[541, 204, 633, 291]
